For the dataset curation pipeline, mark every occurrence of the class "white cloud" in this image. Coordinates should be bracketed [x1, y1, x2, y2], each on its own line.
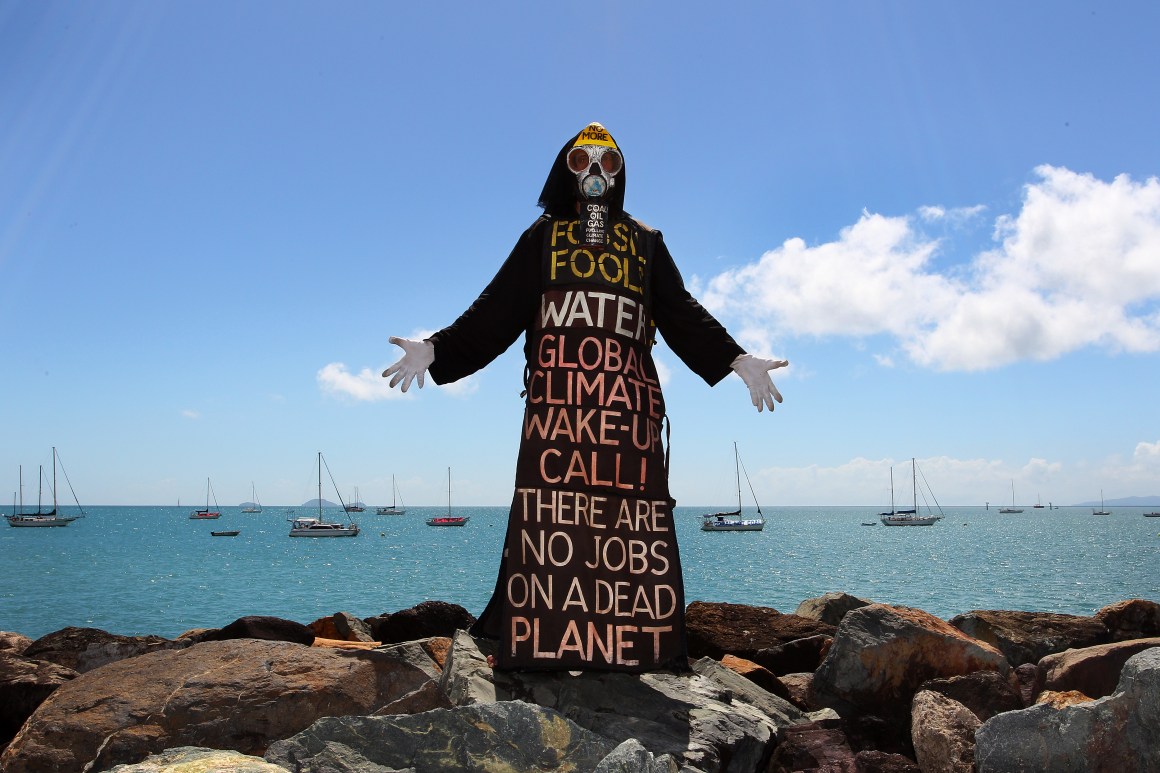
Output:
[1134, 440, 1160, 461]
[180, 409, 200, 419]
[317, 362, 479, 401]
[703, 166, 1160, 372]
[317, 362, 403, 402]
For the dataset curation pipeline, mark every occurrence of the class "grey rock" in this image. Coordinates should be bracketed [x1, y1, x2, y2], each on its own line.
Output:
[266, 701, 618, 772]
[975, 646, 1160, 772]
[594, 738, 679, 772]
[794, 592, 873, 626]
[437, 630, 807, 773]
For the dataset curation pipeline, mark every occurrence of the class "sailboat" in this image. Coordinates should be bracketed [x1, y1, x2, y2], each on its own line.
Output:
[427, 468, 469, 526]
[1033, 493, 1045, 509]
[377, 475, 406, 515]
[6, 448, 83, 527]
[289, 452, 360, 536]
[241, 482, 262, 513]
[998, 480, 1023, 513]
[1092, 490, 1110, 516]
[344, 487, 366, 513]
[189, 478, 222, 519]
[701, 442, 765, 531]
[880, 458, 944, 526]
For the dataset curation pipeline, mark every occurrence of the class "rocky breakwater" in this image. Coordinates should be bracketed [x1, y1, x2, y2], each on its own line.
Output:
[0, 596, 1156, 772]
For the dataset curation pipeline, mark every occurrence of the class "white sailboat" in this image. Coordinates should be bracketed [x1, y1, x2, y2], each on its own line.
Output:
[1092, 490, 1110, 516]
[701, 442, 765, 532]
[241, 482, 262, 513]
[880, 458, 944, 526]
[6, 448, 83, 527]
[377, 475, 406, 515]
[289, 452, 360, 537]
[427, 468, 469, 526]
[998, 480, 1023, 513]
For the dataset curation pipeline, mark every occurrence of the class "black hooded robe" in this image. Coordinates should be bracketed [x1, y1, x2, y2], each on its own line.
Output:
[426, 133, 744, 672]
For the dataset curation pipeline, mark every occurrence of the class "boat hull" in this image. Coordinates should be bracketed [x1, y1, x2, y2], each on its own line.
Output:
[701, 520, 764, 532]
[6, 515, 76, 527]
[377, 507, 406, 515]
[426, 517, 469, 526]
[289, 526, 359, 537]
[880, 515, 940, 526]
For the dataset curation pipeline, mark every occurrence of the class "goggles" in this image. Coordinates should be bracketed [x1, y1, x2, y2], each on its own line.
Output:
[567, 146, 623, 176]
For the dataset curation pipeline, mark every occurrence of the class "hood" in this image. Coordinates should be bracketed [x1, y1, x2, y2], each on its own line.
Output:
[536, 122, 627, 218]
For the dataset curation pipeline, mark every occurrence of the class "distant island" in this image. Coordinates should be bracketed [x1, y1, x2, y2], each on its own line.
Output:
[299, 499, 340, 508]
[1070, 495, 1160, 507]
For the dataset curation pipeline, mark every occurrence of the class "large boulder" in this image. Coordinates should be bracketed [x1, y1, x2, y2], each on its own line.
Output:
[811, 604, 1009, 723]
[0, 653, 78, 748]
[794, 592, 873, 626]
[975, 647, 1160, 772]
[365, 600, 477, 643]
[909, 690, 979, 773]
[436, 629, 808, 773]
[1094, 598, 1160, 641]
[1036, 637, 1160, 699]
[684, 601, 835, 661]
[948, 609, 1108, 667]
[198, 615, 315, 645]
[265, 701, 678, 772]
[20, 626, 186, 673]
[0, 638, 432, 772]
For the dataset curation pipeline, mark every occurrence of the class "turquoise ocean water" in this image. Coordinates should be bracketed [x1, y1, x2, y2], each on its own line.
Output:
[3, 505, 1158, 641]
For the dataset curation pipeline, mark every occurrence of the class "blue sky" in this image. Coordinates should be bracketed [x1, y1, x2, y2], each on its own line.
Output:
[2, 2, 1158, 508]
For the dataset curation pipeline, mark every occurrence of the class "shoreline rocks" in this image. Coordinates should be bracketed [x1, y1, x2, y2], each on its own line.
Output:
[1, 597, 1157, 772]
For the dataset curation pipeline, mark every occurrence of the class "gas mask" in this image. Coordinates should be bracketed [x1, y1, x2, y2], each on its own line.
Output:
[567, 125, 622, 201]
[567, 123, 622, 245]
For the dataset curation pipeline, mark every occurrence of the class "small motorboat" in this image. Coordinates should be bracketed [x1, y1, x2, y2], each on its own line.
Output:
[211, 530, 240, 537]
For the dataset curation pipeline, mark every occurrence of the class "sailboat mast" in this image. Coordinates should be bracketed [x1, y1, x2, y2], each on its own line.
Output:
[317, 452, 323, 518]
[911, 457, 917, 513]
[734, 442, 742, 512]
[52, 447, 58, 514]
[447, 467, 452, 516]
[889, 465, 895, 514]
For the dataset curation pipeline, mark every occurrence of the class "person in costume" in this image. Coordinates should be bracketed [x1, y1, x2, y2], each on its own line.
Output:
[383, 122, 787, 672]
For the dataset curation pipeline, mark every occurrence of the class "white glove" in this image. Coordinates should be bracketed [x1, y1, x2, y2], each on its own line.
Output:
[381, 336, 435, 392]
[731, 354, 789, 413]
